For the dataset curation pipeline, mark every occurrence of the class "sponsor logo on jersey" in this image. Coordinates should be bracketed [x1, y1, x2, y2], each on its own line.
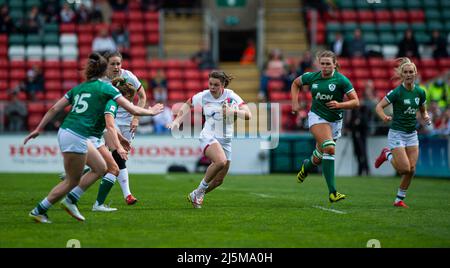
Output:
[404, 99, 411, 105]
[328, 84, 336, 91]
[110, 106, 116, 112]
[404, 106, 417, 115]
[315, 92, 333, 101]
[415, 97, 420, 105]
[312, 84, 318, 89]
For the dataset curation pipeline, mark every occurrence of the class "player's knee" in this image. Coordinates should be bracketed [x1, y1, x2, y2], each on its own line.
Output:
[214, 159, 227, 169]
[107, 163, 120, 177]
[398, 165, 410, 175]
[321, 140, 336, 155]
[409, 166, 416, 176]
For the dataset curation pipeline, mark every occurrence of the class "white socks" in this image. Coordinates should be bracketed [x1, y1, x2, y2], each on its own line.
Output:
[117, 168, 131, 198]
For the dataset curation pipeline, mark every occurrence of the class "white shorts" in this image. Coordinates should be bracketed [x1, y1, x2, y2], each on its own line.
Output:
[388, 129, 419, 149]
[58, 128, 88, 154]
[88, 136, 105, 149]
[308, 111, 343, 140]
[200, 134, 232, 161]
[116, 124, 134, 142]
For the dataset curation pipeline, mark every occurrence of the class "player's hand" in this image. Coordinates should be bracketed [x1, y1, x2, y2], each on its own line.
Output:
[24, 129, 41, 145]
[291, 102, 300, 114]
[120, 138, 131, 152]
[382, 115, 392, 123]
[423, 113, 431, 126]
[149, 103, 164, 115]
[326, 100, 340, 109]
[167, 121, 180, 129]
[130, 118, 139, 134]
[117, 146, 128, 160]
[222, 103, 234, 119]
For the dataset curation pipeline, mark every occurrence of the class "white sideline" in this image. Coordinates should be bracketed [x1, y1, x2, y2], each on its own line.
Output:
[312, 205, 347, 214]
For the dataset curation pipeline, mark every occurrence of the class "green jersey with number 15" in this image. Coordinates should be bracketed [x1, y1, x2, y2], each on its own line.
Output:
[61, 79, 122, 138]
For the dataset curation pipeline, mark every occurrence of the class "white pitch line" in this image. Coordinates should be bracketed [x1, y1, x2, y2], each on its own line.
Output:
[250, 192, 274, 198]
[312, 205, 347, 214]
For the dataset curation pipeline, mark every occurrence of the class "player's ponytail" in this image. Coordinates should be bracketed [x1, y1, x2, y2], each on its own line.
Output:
[112, 77, 135, 101]
[209, 70, 234, 88]
[85, 52, 108, 80]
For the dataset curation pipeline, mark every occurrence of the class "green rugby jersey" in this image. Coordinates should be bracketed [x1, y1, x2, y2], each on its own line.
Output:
[301, 71, 354, 122]
[385, 84, 426, 133]
[61, 80, 122, 138]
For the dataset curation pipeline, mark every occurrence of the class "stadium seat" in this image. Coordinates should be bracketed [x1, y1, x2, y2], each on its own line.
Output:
[62, 69, 79, 80]
[167, 80, 184, 91]
[185, 80, 202, 91]
[10, 69, 26, 80]
[61, 46, 79, 60]
[8, 34, 25, 46]
[267, 80, 285, 92]
[408, 10, 425, 23]
[184, 69, 201, 80]
[27, 102, 46, 114]
[44, 69, 61, 80]
[269, 92, 289, 101]
[166, 69, 183, 80]
[8, 45, 26, 60]
[340, 10, 358, 22]
[129, 46, 146, 58]
[45, 80, 62, 92]
[111, 12, 127, 24]
[168, 91, 186, 102]
[60, 34, 78, 46]
[353, 69, 371, 79]
[371, 68, 388, 79]
[404, 0, 422, 10]
[45, 91, 63, 101]
[59, 23, 76, 33]
[392, 10, 408, 22]
[26, 45, 44, 60]
[147, 59, 165, 70]
[130, 34, 145, 46]
[145, 11, 159, 22]
[374, 10, 391, 22]
[28, 114, 43, 130]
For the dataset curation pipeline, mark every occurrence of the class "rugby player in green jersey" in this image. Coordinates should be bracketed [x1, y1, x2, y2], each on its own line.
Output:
[24, 53, 163, 223]
[291, 50, 360, 202]
[374, 57, 430, 208]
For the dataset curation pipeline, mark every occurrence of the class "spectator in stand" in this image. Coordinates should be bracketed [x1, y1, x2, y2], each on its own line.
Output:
[362, 79, 379, 136]
[298, 50, 314, 76]
[60, 2, 76, 24]
[75, 3, 92, 24]
[427, 78, 448, 110]
[41, 0, 60, 23]
[0, 5, 15, 33]
[329, 32, 347, 57]
[24, 65, 44, 101]
[94, 0, 113, 24]
[109, 0, 129, 11]
[429, 30, 449, 59]
[434, 108, 450, 136]
[112, 25, 130, 59]
[153, 103, 172, 134]
[191, 41, 216, 70]
[25, 6, 44, 34]
[4, 90, 28, 132]
[396, 29, 421, 59]
[428, 100, 442, 127]
[240, 39, 256, 65]
[92, 27, 117, 54]
[347, 28, 366, 58]
[259, 48, 288, 100]
[150, 69, 168, 103]
[141, 0, 163, 11]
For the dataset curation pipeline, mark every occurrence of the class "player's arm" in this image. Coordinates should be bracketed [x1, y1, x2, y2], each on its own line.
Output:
[116, 96, 163, 116]
[419, 104, 431, 125]
[168, 98, 192, 129]
[326, 90, 360, 110]
[375, 98, 392, 123]
[130, 86, 147, 133]
[223, 103, 252, 120]
[291, 76, 302, 114]
[24, 97, 70, 144]
[105, 113, 128, 160]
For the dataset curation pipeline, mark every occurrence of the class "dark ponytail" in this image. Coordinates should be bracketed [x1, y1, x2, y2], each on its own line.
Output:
[84, 52, 108, 80]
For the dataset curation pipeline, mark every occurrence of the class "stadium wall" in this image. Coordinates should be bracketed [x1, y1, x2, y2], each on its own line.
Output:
[0, 136, 269, 174]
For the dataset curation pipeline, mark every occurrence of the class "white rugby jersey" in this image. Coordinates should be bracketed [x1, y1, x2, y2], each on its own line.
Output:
[191, 88, 244, 138]
[101, 69, 142, 126]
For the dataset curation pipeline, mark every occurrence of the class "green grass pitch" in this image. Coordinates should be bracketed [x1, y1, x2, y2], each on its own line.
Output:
[0, 173, 449, 248]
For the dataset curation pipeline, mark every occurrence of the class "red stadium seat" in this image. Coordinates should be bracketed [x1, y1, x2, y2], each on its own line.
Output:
[144, 11, 159, 22]
[44, 69, 61, 80]
[0, 91, 8, 100]
[340, 10, 357, 22]
[338, 57, 351, 69]
[184, 69, 201, 80]
[438, 58, 450, 70]
[130, 34, 145, 45]
[374, 10, 391, 22]
[269, 92, 289, 101]
[132, 69, 150, 80]
[185, 80, 202, 91]
[111, 12, 127, 24]
[45, 80, 62, 92]
[353, 79, 366, 91]
[408, 10, 425, 23]
[129, 46, 146, 58]
[148, 59, 165, 70]
[10, 70, 26, 80]
[368, 57, 385, 68]
[93, 23, 110, 34]
[28, 114, 42, 130]
[77, 33, 94, 45]
[392, 10, 408, 22]
[62, 70, 79, 80]
[168, 91, 185, 102]
[147, 33, 159, 44]
[130, 59, 147, 69]
[27, 102, 46, 114]
[26, 60, 43, 69]
[0, 80, 8, 91]
[60, 23, 76, 33]
[0, 71, 8, 81]
[10, 60, 26, 69]
[45, 91, 63, 101]
[350, 57, 367, 68]
[62, 80, 78, 92]
[77, 24, 94, 34]
[167, 80, 184, 91]
[357, 10, 375, 23]
[166, 69, 183, 80]
[420, 59, 437, 69]
[374, 80, 390, 92]
[0, 59, 8, 69]
[0, 34, 7, 44]
[127, 11, 144, 23]
[128, 22, 145, 34]
[371, 68, 388, 79]
[166, 59, 185, 70]
[44, 60, 60, 70]
[268, 80, 285, 92]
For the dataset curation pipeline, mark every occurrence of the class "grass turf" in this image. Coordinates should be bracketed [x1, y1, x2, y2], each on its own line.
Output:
[0, 173, 449, 248]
